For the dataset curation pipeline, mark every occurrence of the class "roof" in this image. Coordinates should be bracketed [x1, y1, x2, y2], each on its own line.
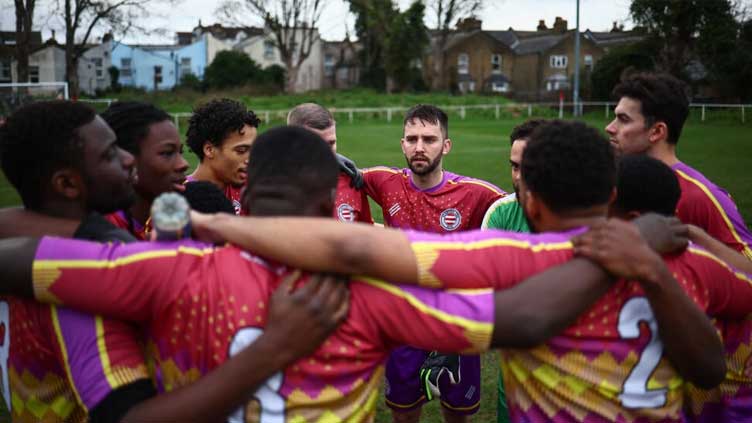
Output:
[584, 30, 645, 47]
[0, 31, 42, 45]
[513, 33, 568, 55]
[486, 30, 518, 48]
[197, 23, 264, 41]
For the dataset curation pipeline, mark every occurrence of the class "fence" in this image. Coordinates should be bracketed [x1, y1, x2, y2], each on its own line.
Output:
[167, 102, 750, 132]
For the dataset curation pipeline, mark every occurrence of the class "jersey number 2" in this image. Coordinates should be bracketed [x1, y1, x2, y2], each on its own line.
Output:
[228, 327, 284, 423]
[617, 297, 667, 408]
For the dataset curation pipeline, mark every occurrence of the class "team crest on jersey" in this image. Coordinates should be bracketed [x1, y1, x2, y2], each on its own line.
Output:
[232, 200, 242, 215]
[440, 208, 462, 231]
[337, 203, 356, 222]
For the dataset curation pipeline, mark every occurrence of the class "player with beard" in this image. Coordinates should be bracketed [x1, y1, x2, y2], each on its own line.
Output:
[606, 72, 752, 259]
[362, 104, 504, 422]
[101, 102, 190, 239]
[186, 98, 259, 214]
[481, 119, 547, 233]
[287, 103, 372, 223]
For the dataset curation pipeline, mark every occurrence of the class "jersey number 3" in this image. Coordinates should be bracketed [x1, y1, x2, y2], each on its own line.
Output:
[617, 297, 667, 408]
[228, 327, 284, 423]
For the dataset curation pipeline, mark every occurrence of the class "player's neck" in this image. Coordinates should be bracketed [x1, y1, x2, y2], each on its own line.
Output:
[129, 194, 152, 226]
[190, 164, 227, 190]
[410, 168, 444, 191]
[536, 205, 608, 233]
[37, 199, 86, 220]
[648, 142, 679, 167]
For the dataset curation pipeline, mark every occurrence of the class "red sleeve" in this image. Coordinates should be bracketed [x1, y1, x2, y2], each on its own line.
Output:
[33, 237, 210, 322]
[406, 229, 576, 289]
[356, 189, 374, 224]
[350, 280, 495, 354]
[681, 247, 752, 320]
[363, 167, 397, 207]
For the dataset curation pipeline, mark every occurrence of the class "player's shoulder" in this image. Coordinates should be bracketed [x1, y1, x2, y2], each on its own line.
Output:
[673, 162, 718, 197]
[450, 173, 506, 196]
[362, 166, 402, 176]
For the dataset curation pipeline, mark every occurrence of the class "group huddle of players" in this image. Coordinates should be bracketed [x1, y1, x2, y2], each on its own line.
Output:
[0, 71, 750, 423]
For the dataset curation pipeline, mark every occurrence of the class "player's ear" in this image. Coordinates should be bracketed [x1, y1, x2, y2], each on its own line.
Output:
[442, 138, 452, 155]
[649, 122, 668, 144]
[51, 168, 84, 200]
[203, 142, 215, 159]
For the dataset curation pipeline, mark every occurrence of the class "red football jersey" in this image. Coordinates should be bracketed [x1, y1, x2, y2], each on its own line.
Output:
[3, 297, 149, 422]
[363, 167, 505, 232]
[32, 237, 495, 421]
[672, 162, 752, 259]
[105, 211, 149, 240]
[406, 228, 752, 422]
[334, 173, 373, 223]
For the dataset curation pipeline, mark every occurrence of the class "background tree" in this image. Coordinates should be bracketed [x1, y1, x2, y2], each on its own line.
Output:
[204, 50, 264, 89]
[348, 0, 396, 90]
[14, 0, 35, 85]
[217, 0, 326, 93]
[57, 0, 155, 97]
[590, 41, 655, 99]
[384, 1, 429, 92]
[427, 0, 482, 90]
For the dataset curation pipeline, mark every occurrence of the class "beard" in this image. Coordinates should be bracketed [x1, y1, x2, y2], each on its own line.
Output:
[405, 154, 442, 176]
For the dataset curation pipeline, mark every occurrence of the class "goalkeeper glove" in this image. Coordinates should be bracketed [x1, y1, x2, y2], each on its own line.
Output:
[336, 153, 364, 189]
[419, 352, 461, 401]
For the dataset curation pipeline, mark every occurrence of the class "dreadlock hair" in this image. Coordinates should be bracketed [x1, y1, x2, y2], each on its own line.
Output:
[186, 98, 260, 161]
[522, 120, 616, 214]
[403, 104, 449, 138]
[0, 101, 95, 210]
[101, 101, 172, 155]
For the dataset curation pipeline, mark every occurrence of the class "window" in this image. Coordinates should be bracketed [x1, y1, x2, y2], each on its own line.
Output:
[154, 65, 162, 84]
[584, 54, 593, 71]
[491, 54, 502, 73]
[121, 58, 132, 77]
[29, 66, 39, 83]
[93, 58, 103, 78]
[180, 57, 192, 76]
[264, 40, 275, 60]
[457, 53, 469, 74]
[0, 60, 11, 82]
[549, 55, 568, 69]
[324, 54, 335, 77]
[491, 81, 509, 92]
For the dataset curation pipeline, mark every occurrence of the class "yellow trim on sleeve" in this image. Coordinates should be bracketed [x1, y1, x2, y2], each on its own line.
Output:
[456, 178, 506, 196]
[95, 317, 119, 389]
[362, 166, 400, 175]
[33, 245, 213, 271]
[687, 246, 752, 285]
[675, 169, 752, 258]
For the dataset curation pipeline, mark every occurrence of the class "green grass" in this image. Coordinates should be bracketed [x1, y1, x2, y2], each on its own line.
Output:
[0, 115, 750, 422]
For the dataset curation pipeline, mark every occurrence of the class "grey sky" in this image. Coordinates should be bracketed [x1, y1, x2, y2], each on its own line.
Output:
[1, 0, 639, 44]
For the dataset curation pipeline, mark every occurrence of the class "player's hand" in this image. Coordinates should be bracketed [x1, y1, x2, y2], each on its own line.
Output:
[336, 153, 364, 189]
[264, 271, 350, 364]
[572, 218, 667, 282]
[632, 213, 689, 254]
[419, 352, 461, 401]
[188, 210, 226, 244]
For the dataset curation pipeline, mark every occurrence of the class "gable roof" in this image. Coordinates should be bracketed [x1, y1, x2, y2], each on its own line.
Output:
[584, 29, 645, 47]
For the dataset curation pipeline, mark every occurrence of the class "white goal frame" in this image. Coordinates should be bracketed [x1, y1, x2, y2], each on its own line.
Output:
[0, 81, 69, 100]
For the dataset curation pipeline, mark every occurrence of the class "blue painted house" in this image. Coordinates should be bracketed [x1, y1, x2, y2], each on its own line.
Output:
[112, 35, 207, 91]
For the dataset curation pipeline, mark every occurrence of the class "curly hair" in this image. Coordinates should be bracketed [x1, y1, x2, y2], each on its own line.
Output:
[186, 98, 260, 161]
[614, 155, 679, 216]
[509, 119, 548, 145]
[0, 101, 95, 210]
[521, 120, 616, 213]
[612, 72, 689, 145]
[101, 101, 172, 155]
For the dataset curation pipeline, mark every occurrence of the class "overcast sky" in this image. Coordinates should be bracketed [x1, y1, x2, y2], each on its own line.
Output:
[1, 0, 745, 44]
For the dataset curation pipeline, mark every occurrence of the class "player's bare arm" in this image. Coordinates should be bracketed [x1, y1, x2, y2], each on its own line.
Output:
[688, 224, 752, 274]
[0, 207, 79, 238]
[573, 218, 726, 389]
[0, 237, 38, 297]
[122, 272, 349, 422]
[191, 211, 418, 283]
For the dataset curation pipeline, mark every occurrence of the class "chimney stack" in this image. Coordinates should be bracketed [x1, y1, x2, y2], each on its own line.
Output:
[537, 19, 547, 31]
[456, 17, 482, 32]
[553, 16, 568, 33]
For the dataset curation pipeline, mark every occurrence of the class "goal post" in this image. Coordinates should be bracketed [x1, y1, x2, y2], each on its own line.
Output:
[0, 82, 69, 117]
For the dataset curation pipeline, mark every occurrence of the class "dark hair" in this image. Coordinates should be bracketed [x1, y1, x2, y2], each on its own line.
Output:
[403, 104, 449, 138]
[182, 181, 236, 214]
[101, 101, 172, 155]
[244, 126, 338, 217]
[0, 101, 95, 210]
[612, 72, 689, 145]
[614, 155, 679, 216]
[186, 98, 260, 160]
[287, 103, 335, 130]
[509, 119, 548, 145]
[522, 120, 616, 213]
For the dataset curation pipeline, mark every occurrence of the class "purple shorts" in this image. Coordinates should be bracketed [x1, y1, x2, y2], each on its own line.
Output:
[384, 346, 481, 414]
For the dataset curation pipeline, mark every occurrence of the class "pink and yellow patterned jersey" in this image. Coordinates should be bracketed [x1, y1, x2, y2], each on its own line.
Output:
[672, 162, 752, 259]
[405, 229, 752, 422]
[334, 173, 373, 223]
[31, 237, 495, 421]
[105, 211, 150, 240]
[363, 167, 504, 232]
[3, 297, 149, 422]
